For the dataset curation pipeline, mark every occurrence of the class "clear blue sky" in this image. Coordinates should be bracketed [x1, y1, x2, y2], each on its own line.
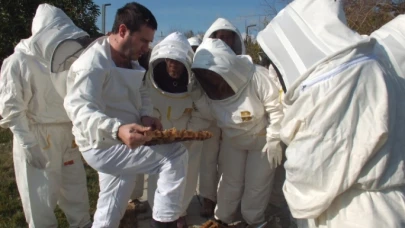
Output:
[93, 0, 287, 42]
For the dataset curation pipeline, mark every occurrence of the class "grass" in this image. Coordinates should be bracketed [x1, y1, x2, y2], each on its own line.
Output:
[0, 128, 137, 228]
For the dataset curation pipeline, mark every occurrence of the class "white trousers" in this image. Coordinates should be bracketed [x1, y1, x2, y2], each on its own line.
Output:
[295, 187, 405, 228]
[83, 142, 188, 228]
[215, 135, 275, 225]
[148, 141, 203, 216]
[13, 123, 91, 228]
[198, 123, 221, 202]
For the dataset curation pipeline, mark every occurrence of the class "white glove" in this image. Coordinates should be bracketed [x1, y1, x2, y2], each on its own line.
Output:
[23, 144, 49, 169]
[262, 140, 282, 169]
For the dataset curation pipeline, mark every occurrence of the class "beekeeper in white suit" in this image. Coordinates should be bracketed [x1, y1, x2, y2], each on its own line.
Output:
[188, 36, 202, 52]
[64, 3, 189, 228]
[0, 3, 91, 228]
[191, 38, 283, 227]
[144, 31, 208, 228]
[257, 0, 405, 227]
[198, 17, 247, 218]
[371, 15, 405, 79]
[203, 18, 245, 55]
[127, 46, 153, 215]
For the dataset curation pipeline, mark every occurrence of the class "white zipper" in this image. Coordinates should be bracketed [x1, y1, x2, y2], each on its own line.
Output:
[301, 55, 375, 91]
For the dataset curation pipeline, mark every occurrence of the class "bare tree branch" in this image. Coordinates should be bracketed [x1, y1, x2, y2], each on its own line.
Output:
[343, 0, 405, 34]
[260, 0, 292, 18]
[260, 0, 405, 35]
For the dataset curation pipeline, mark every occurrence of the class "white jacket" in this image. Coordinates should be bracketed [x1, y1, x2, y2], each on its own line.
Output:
[203, 18, 245, 55]
[192, 38, 283, 146]
[64, 37, 153, 152]
[257, 0, 405, 227]
[371, 15, 405, 79]
[0, 4, 87, 148]
[145, 32, 207, 131]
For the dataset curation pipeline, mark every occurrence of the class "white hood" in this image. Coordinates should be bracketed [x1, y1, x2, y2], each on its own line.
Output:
[149, 32, 194, 83]
[257, 0, 367, 89]
[192, 38, 254, 95]
[203, 18, 246, 55]
[15, 4, 88, 68]
[371, 15, 405, 79]
[188, 36, 202, 47]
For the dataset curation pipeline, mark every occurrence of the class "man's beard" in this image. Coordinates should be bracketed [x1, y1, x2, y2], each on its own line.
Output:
[123, 39, 137, 61]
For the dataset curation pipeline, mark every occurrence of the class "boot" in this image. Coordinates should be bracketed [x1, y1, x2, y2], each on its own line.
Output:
[151, 219, 177, 228]
[200, 197, 216, 218]
[176, 216, 188, 228]
[268, 204, 292, 228]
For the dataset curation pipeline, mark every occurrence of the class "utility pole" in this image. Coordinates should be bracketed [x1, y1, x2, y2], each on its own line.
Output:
[101, 3, 111, 34]
[245, 24, 256, 42]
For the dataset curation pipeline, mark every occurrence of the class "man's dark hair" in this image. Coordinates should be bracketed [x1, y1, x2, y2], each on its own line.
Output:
[111, 2, 157, 34]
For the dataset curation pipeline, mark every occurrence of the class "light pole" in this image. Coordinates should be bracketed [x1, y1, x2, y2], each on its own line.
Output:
[101, 3, 111, 34]
[245, 24, 256, 42]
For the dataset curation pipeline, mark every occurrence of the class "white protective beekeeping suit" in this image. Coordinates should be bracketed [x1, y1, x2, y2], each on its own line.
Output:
[198, 18, 246, 206]
[0, 4, 91, 228]
[203, 18, 246, 55]
[50, 36, 95, 98]
[371, 15, 405, 79]
[145, 32, 207, 217]
[188, 36, 201, 47]
[191, 38, 283, 226]
[257, 0, 405, 227]
[64, 34, 189, 227]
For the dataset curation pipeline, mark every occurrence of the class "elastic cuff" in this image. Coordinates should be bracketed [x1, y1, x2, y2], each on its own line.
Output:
[152, 214, 179, 223]
[140, 108, 153, 117]
[111, 121, 123, 140]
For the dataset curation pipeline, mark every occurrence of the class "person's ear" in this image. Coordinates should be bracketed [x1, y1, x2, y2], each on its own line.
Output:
[118, 24, 128, 38]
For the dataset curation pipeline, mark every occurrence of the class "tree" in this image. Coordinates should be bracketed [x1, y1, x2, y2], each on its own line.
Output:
[183, 30, 195, 38]
[261, 0, 405, 35]
[0, 0, 100, 65]
[344, 0, 405, 34]
[261, 0, 291, 19]
[245, 40, 262, 64]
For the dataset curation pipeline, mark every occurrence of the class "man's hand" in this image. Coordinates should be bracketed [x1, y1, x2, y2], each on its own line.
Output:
[118, 123, 152, 149]
[141, 116, 163, 131]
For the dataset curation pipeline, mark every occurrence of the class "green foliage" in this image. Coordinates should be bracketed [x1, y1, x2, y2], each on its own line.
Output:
[0, 129, 13, 144]
[0, 0, 101, 65]
[0, 140, 27, 228]
[0, 128, 99, 227]
[245, 40, 262, 64]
